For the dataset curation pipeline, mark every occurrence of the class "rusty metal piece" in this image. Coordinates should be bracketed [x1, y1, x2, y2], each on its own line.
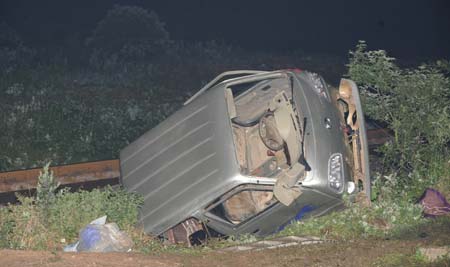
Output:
[339, 79, 371, 204]
[165, 218, 204, 246]
[0, 159, 120, 193]
[339, 81, 363, 170]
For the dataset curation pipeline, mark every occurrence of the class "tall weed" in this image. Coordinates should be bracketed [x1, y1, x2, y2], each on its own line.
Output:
[0, 175, 142, 250]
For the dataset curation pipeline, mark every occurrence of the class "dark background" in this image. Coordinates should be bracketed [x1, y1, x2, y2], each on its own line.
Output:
[1, 0, 449, 59]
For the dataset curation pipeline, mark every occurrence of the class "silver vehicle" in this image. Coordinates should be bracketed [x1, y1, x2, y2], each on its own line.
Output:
[120, 69, 370, 244]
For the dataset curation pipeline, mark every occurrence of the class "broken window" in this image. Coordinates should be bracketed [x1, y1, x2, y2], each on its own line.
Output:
[224, 74, 307, 207]
[207, 185, 277, 225]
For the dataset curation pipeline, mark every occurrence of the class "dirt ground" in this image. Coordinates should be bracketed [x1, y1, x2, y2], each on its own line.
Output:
[1, 238, 448, 267]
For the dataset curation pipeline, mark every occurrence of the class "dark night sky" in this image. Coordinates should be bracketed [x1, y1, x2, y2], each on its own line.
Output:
[1, 0, 449, 59]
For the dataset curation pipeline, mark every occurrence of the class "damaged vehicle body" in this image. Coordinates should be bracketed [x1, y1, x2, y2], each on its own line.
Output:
[120, 69, 370, 245]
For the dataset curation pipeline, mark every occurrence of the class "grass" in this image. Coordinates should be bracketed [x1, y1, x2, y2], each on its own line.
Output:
[372, 252, 428, 267]
[277, 197, 425, 240]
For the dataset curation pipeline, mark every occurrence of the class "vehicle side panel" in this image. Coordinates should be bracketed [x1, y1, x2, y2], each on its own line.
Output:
[120, 86, 241, 235]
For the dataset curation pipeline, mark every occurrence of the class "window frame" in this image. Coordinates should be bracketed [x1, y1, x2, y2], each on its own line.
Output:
[204, 184, 279, 226]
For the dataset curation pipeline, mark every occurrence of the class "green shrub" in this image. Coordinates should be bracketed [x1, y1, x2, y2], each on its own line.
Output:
[48, 186, 143, 238]
[348, 41, 450, 201]
[87, 5, 170, 67]
[280, 43, 449, 240]
[0, 164, 143, 250]
[36, 162, 59, 206]
[0, 195, 56, 249]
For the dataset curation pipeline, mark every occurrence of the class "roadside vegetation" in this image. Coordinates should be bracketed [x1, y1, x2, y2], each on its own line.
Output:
[279, 41, 450, 241]
[0, 5, 449, 263]
[0, 163, 143, 250]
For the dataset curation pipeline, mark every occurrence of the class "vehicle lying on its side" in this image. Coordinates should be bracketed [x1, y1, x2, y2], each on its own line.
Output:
[120, 69, 370, 245]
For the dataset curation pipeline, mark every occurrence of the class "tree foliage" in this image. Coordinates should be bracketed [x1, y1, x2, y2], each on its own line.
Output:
[348, 41, 450, 200]
[87, 5, 170, 66]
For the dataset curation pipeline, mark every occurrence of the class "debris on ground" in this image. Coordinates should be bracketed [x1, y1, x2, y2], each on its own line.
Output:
[419, 188, 450, 217]
[418, 246, 450, 262]
[220, 235, 325, 252]
[64, 216, 133, 252]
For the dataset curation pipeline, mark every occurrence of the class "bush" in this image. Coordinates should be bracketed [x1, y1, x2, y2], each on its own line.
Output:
[0, 195, 56, 249]
[280, 43, 450, 241]
[36, 162, 60, 223]
[48, 186, 143, 236]
[87, 5, 170, 67]
[348, 41, 450, 201]
[0, 164, 143, 250]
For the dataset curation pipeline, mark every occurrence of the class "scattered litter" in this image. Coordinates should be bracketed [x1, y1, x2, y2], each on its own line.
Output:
[418, 188, 450, 217]
[89, 215, 108, 225]
[64, 215, 133, 252]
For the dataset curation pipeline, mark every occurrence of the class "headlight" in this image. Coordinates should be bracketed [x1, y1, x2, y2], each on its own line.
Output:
[328, 153, 344, 192]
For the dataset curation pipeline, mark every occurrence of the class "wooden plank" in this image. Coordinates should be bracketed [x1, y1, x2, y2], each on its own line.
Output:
[0, 159, 120, 193]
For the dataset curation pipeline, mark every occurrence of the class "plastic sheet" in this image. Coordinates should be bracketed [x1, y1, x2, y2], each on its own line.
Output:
[64, 216, 133, 252]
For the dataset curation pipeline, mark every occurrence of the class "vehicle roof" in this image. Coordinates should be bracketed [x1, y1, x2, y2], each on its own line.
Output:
[120, 81, 242, 235]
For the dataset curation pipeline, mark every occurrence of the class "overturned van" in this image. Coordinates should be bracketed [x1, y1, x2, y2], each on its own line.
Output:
[120, 69, 370, 245]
